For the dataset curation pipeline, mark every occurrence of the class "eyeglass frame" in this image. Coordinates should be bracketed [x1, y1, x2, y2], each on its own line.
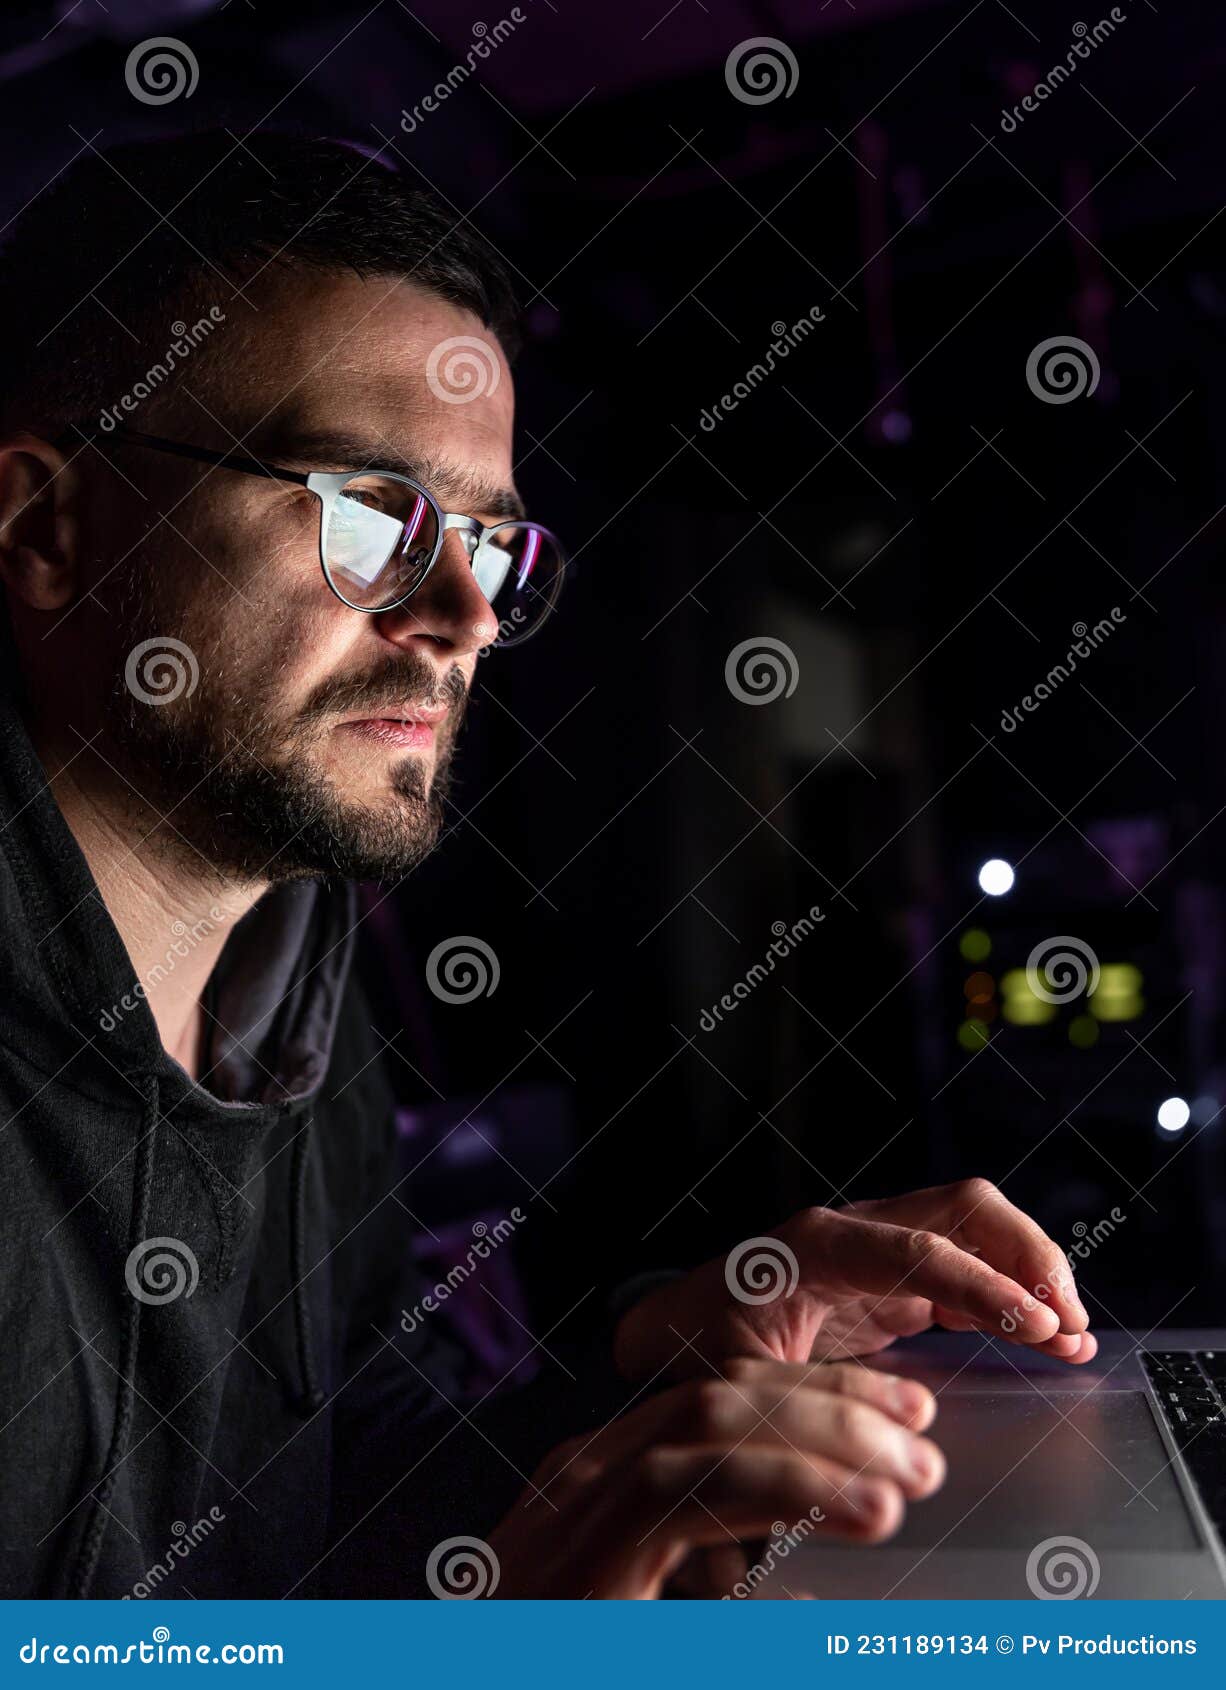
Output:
[81, 423, 566, 647]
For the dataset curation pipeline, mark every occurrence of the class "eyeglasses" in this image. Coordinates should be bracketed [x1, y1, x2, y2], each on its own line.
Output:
[96, 425, 565, 649]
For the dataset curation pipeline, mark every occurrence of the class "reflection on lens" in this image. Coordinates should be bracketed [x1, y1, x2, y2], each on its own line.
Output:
[472, 523, 563, 646]
[324, 474, 439, 610]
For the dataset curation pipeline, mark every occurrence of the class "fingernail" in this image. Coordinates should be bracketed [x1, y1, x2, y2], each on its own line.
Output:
[906, 1438, 944, 1486]
[845, 1476, 888, 1515]
[891, 1382, 933, 1425]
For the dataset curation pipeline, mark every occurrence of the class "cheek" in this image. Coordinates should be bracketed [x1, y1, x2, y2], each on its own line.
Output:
[189, 574, 362, 720]
[190, 485, 320, 605]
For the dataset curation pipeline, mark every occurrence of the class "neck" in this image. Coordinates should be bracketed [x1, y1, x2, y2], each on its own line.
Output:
[29, 717, 267, 1080]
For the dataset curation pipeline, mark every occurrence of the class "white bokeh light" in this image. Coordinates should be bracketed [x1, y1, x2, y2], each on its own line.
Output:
[977, 858, 1015, 897]
[1157, 1097, 1191, 1134]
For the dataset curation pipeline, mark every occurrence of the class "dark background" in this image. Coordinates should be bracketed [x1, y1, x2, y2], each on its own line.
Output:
[4, 0, 1224, 1358]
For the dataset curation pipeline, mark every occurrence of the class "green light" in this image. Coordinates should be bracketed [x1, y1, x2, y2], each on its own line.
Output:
[1069, 1013, 1099, 1049]
[1093, 963, 1143, 997]
[1090, 993, 1145, 1023]
[960, 928, 992, 963]
[1089, 963, 1144, 1022]
[1000, 967, 1058, 1025]
[958, 1019, 990, 1051]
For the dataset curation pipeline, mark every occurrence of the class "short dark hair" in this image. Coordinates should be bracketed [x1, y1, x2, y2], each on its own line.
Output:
[0, 129, 520, 433]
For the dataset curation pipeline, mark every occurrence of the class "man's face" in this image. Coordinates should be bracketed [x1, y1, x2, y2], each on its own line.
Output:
[79, 272, 517, 883]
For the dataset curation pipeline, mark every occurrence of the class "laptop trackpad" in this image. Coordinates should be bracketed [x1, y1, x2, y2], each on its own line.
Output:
[778, 1391, 1222, 1599]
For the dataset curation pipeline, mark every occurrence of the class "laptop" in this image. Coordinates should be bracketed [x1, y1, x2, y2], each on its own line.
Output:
[757, 1328, 1226, 1599]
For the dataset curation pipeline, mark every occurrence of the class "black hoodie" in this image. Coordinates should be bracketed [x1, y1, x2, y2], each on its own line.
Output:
[0, 695, 622, 1599]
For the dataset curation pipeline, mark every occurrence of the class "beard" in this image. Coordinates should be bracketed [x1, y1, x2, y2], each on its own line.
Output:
[103, 568, 469, 886]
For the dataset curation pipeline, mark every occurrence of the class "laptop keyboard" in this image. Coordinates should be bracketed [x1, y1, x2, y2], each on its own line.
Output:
[1139, 1350, 1226, 1531]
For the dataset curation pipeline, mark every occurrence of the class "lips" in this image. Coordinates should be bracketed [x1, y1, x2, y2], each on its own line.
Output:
[338, 716, 441, 750]
[335, 699, 451, 751]
[340, 703, 450, 727]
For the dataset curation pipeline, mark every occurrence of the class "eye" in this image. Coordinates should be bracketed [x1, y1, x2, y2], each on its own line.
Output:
[344, 488, 383, 509]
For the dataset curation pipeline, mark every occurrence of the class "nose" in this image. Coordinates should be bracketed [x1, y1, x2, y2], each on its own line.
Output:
[373, 529, 495, 657]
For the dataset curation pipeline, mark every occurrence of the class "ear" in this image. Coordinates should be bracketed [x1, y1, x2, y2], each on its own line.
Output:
[0, 432, 81, 612]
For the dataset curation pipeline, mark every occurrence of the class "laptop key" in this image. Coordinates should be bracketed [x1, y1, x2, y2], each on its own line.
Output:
[1143, 1351, 1204, 1382]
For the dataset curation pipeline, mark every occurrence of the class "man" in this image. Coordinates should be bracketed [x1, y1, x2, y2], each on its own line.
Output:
[0, 131, 1093, 1601]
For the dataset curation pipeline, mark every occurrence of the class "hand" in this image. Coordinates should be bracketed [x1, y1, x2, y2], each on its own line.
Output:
[614, 1178, 1095, 1383]
[486, 1359, 944, 1598]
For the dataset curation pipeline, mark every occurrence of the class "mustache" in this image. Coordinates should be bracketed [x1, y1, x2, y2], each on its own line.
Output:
[297, 657, 469, 726]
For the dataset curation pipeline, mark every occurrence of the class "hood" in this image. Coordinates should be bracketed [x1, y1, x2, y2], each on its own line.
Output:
[0, 692, 355, 1122]
[0, 691, 363, 1596]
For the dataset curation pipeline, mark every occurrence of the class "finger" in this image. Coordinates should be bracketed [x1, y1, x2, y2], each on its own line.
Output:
[1026, 1329, 1097, 1364]
[932, 1303, 979, 1334]
[791, 1210, 1062, 1345]
[845, 1182, 1090, 1336]
[605, 1444, 910, 1551]
[722, 1356, 938, 1432]
[947, 1183, 1089, 1335]
[560, 1374, 945, 1498]
[888, 1180, 1090, 1335]
[667, 1544, 750, 1598]
[933, 1313, 1099, 1365]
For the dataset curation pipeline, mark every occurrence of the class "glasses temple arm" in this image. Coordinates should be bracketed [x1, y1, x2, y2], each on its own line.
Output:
[100, 426, 311, 486]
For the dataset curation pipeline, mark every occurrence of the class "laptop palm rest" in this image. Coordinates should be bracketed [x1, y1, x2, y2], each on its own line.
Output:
[769, 1391, 1225, 1599]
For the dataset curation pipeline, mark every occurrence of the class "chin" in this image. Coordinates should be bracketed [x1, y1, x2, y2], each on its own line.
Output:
[336, 766, 439, 815]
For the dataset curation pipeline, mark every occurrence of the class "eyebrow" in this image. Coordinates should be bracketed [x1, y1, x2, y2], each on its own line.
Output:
[258, 427, 526, 521]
